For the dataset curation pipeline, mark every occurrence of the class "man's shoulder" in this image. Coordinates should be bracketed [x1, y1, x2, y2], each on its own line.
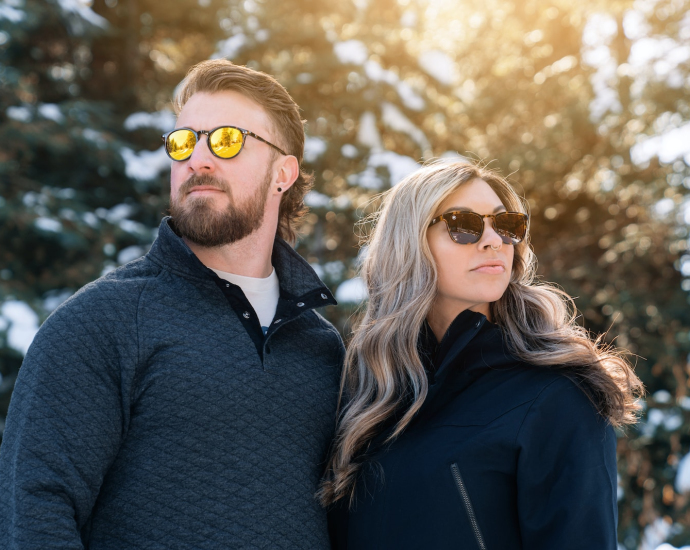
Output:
[52, 256, 162, 320]
[304, 309, 343, 340]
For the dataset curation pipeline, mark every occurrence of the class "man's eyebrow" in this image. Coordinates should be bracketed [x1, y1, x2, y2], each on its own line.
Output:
[442, 205, 507, 215]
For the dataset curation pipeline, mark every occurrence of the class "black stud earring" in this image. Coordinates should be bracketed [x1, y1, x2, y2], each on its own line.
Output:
[277, 187, 282, 192]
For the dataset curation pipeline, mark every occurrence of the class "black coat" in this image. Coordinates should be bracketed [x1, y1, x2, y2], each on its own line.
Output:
[329, 310, 618, 550]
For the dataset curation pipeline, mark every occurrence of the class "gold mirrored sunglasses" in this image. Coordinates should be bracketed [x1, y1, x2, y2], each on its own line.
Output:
[162, 125, 287, 161]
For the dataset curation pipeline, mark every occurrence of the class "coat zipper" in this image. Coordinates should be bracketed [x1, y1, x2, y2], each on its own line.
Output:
[450, 462, 487, 550]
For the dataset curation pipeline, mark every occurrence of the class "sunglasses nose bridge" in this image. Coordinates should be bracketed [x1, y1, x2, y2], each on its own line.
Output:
[480, 214, 504, 243]
[185, 130, 217, 165]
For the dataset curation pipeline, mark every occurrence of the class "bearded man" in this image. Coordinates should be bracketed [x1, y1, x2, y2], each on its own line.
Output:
[0, 60, 343, 549]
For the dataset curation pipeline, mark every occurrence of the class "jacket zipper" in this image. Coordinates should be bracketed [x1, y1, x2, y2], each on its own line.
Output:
[450, 462, 487, 550]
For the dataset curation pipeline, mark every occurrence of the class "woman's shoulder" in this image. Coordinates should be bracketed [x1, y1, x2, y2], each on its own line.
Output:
[482, 357, 579, 398]
[478, 361, 605, 424]
[506, 365, 613, 440]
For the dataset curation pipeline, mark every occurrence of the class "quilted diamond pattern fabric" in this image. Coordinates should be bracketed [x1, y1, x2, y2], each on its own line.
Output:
[0, 218, 344, 549]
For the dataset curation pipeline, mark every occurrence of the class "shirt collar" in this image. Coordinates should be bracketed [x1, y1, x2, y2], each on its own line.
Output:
[146, 217, 337, 305]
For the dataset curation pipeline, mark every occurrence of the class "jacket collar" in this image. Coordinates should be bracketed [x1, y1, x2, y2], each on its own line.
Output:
[146, 217, 336, 305]
[367, 310, 513, 455]
[413, 309, 518, 425]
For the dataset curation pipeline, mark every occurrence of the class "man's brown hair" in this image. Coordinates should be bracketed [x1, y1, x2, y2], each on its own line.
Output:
[173, 59, 313, 244]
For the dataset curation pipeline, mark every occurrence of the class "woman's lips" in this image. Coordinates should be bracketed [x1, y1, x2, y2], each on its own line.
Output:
[471, 261, 506, 274]
[472, 265, 505, 274]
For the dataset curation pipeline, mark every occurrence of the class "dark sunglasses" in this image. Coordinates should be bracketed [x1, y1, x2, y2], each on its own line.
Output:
[429, 211, 528, 245]
[162, 126, 287, 162]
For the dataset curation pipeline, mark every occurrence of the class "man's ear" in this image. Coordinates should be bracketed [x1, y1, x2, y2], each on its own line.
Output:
[273, 155, 299, 195]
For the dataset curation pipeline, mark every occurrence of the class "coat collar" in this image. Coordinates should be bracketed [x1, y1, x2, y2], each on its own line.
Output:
[414, 309, 519, 425]
[419, 309, 487, 382]
[146, 217, 336, 305]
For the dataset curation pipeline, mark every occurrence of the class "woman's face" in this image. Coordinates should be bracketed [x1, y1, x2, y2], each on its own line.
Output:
[427, 178, 514, 321]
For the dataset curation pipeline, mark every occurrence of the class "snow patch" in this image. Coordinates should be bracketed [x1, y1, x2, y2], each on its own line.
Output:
[120, 146, 171, 181]
[653, 198, 675, 219]
[119, 219, 147, 234]
[310, 263, 325, 279]
[631, 122, 690, 166]
[38, 103, 64, 123]
[105, 203, 133, 222]
[1, 301, 39, 355]
[653, 389, 672, 403]
[82, 128, 107, 148]
[304, 191, 331, 208]
[629, 37, 690, 78]
[335, 277, 368, 303]
[304, 136, 327, 163]
[357, 111, 382, 150]
[43, 289, 74, 312]
[441, 151, 471, 161]
[640, 407, 684, 437]
[368, 150, 420, 186]
[34, 217, 63, 232]
[124, 110, 176, 132]
[350, 151, 420, 189]
[583, 13, 618, 46]
[400, 10, 417, 27]
[396, 82, 425, 111]
[56, 0, 108, 29]
[381, 102, 430, 151]
[213, 33, 247, 59]
[640, 517, 673, 550]
[419, 50, 457, 86]
[324, 261, 345, 281]
[334, 40, 368, 65]
[364, 60, 425, 111]
[6, 105, 31, 122]
[364, 60, 397, 85]
[117, 245, 146, 265]
[582, 13, 622, 121]
[623, 9, 650, 40]
[341, 144, 358, 158]
[664, 412, 683, 432]
[82, 211, 99, 228]
[0, 4, 25, 23]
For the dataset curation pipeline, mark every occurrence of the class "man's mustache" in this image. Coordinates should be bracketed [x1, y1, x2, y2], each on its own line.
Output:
[178, 174, 230, 196]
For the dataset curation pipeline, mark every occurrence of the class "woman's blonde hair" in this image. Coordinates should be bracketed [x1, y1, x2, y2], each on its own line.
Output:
[319, 160, 643, 506]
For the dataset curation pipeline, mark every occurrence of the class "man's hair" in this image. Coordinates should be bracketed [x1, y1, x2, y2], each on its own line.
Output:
[172, 59, 313, 244]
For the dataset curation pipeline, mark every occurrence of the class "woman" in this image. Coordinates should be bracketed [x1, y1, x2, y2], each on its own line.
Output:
[320, 161, 642, 549]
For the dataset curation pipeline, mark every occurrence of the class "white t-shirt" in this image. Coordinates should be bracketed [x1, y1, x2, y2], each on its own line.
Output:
[212, 267, 280, 334]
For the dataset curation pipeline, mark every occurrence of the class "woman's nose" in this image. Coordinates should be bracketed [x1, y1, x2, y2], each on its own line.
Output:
[478, 217, 504, 249]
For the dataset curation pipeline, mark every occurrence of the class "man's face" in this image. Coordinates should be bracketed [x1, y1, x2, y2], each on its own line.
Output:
[169, 90, 279, 247]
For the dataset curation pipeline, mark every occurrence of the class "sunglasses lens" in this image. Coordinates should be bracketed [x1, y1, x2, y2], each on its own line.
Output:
[495, 213, 527, 245]
[166, 129, 196, 161]
[447, 213, 483, 244]
[209, 127, 244, 159]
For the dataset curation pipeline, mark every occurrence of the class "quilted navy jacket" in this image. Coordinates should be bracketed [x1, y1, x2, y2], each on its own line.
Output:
[329, 309, 618, 550]
[0, 217, 343, 549]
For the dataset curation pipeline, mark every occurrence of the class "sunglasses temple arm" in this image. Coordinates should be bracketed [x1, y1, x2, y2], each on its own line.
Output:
[247, 131, 288, 156]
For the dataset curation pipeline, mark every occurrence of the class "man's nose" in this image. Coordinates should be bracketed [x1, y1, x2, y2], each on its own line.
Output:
[187, 134, 215, 173]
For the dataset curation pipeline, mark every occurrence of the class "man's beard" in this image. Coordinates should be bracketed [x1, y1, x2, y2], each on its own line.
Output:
[170, 171, 272, 247]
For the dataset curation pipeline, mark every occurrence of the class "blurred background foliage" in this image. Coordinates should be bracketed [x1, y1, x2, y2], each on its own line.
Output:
[1, 0, 689, 547]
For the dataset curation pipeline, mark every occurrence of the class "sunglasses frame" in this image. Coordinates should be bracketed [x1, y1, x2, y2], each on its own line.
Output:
[429, 211, 529, 245]
[161, 125, 288, 161]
